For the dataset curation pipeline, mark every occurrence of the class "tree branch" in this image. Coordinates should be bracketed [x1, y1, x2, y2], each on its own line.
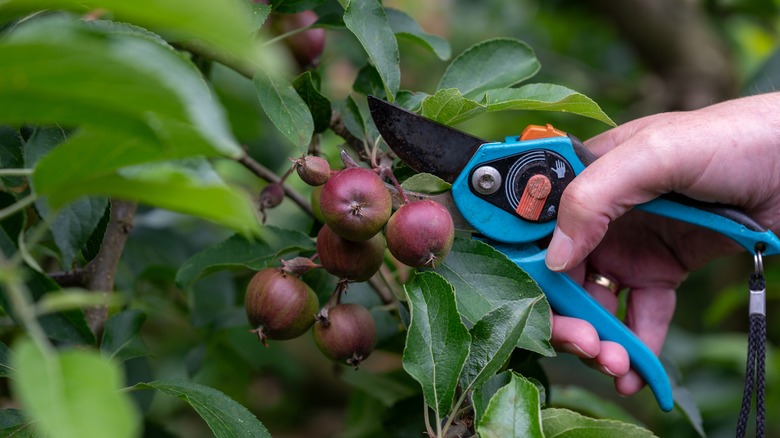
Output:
[84, 199, 138, 339]
[237, 153, 314, 217]
[49, 269, 86, 288]
[329, 111, 370, 162]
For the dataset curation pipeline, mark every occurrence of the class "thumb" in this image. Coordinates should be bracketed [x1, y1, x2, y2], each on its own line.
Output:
[545, 128, 672, 271]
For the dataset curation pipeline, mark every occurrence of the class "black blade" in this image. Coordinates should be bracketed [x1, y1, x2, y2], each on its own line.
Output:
[368, 95, 487, 183]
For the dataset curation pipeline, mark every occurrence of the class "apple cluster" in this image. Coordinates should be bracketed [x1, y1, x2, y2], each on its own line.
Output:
[243, 154, 455, 369]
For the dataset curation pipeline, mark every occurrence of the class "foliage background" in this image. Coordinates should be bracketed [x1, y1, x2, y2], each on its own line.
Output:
[1, 0, 779, 437]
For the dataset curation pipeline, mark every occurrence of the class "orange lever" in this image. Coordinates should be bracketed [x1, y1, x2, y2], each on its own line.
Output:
[516, 174, 552, 221]
[520, 124, 566, 141]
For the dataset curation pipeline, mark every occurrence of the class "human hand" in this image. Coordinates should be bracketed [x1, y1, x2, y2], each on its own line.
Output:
[545, 92, 780, 396]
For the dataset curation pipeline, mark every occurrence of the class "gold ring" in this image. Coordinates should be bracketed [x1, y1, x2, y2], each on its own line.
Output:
[586, 273, 619, 294]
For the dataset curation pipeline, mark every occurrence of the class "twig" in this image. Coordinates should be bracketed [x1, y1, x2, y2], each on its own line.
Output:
[0, 168, 32, 176]
[329, 111, 370, 163]
[0, 254, 51, 353]
[378, 264, 405, 300]
[84, 199, 138, 339]
[237, 153, 314, 217]
[48, 269, 87, 288]
[262, 26, 311, 48]
[0, 193, 36, 222]
[368, 276, 393, 305]
[423, 402, 437, 438]
[176, 40, 256, 80]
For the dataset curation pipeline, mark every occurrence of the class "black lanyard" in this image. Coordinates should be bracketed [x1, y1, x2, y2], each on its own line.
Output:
[736, 249, 766, 438]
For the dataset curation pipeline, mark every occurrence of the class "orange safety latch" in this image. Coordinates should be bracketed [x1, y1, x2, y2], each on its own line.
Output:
[519, 124, 566, 141]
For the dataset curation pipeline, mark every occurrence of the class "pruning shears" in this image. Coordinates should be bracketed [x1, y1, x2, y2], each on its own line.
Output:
[367, 95, 780, 412]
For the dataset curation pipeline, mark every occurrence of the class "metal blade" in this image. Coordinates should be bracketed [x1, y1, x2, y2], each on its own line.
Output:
[368, 95, 487, 183]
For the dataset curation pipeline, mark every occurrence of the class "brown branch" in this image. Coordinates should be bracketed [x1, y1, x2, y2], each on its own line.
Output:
[237, 153, 314, 217]
[48, 269, 86, 288]
[368, 276, 394, 305]
[329, 111, 370, 163]
[84, 199, 138, 339]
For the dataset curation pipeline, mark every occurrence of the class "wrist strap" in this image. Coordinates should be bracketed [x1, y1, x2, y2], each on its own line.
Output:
[736, 272, 766, 438]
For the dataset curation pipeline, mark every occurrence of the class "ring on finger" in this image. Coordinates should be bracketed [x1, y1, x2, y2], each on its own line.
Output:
[586, 273, 619, 294]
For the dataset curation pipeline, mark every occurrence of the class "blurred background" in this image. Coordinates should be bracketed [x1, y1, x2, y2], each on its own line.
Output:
[113, 0, 780, 437]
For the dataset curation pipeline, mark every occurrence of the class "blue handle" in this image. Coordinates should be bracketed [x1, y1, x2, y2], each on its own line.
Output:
[638, 197, 780, 255]
[450, 133, 780, 412]
[494, 243, 675, 412]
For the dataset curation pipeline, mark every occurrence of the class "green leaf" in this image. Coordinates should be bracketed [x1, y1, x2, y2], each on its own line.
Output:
[386, 8, 450, 61]
[254, 68, 315, 149]
[402, 271, 470, 418]
[460, 298, 540, 392]
[313, 13, 345, 29]
[0, 228, 95, 344]
[438, 38, 540, 99]
[672, 386, 705, 437]
[0, 0, 256, 59]
[11, 338, 140, 438]
[29, 278, 96, 345]
[25, 128, 108, 266]
[41, 157, 261, 236]
[542, 408, 658, 437]
[478, 373, 544, 438]
[293, 71, 332, 134]
[22, 126, 67, 168]
[333, 96, 366, 140]
[0, 125, 24, 190]
[472, 371, 511, 425]
[101, 310, 150, 363]
[2, 16, 242, 159]
[437, 238, 553, 356]
[250, 2, 272, 33]
[0, 408, 38, 437]
[420, 88, 487, 125]
[133, 379, 271, 438]
[353, 64, 387, 100]
[400, 173, 452, 194]
[0, 341, 13, 377]
[395, 90, 427, 111]
[343, 0, 400, 100]
[10, 19, 259, 234]
[38, 196, 109, 268]
[34, 289, 122, 315]
[484, 84, 616, 126]
[175, 228, 315, 288]
[548, 385, 644, 426]
[25, 128, 108, 267]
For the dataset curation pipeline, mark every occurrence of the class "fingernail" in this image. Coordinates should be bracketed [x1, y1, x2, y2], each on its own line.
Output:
[597, 364, 620, 377]
[562, 342, 594, 359]
[546, 227, 573, 271]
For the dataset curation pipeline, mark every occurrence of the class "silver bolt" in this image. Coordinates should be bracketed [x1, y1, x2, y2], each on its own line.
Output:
[471, 166, 501, 195]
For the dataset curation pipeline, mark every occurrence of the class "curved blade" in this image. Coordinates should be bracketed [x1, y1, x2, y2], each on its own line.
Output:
[368, 95, 487, 183]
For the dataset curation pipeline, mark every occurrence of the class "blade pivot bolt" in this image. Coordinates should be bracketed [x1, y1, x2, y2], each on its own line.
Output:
[471, 166, 502, 195]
